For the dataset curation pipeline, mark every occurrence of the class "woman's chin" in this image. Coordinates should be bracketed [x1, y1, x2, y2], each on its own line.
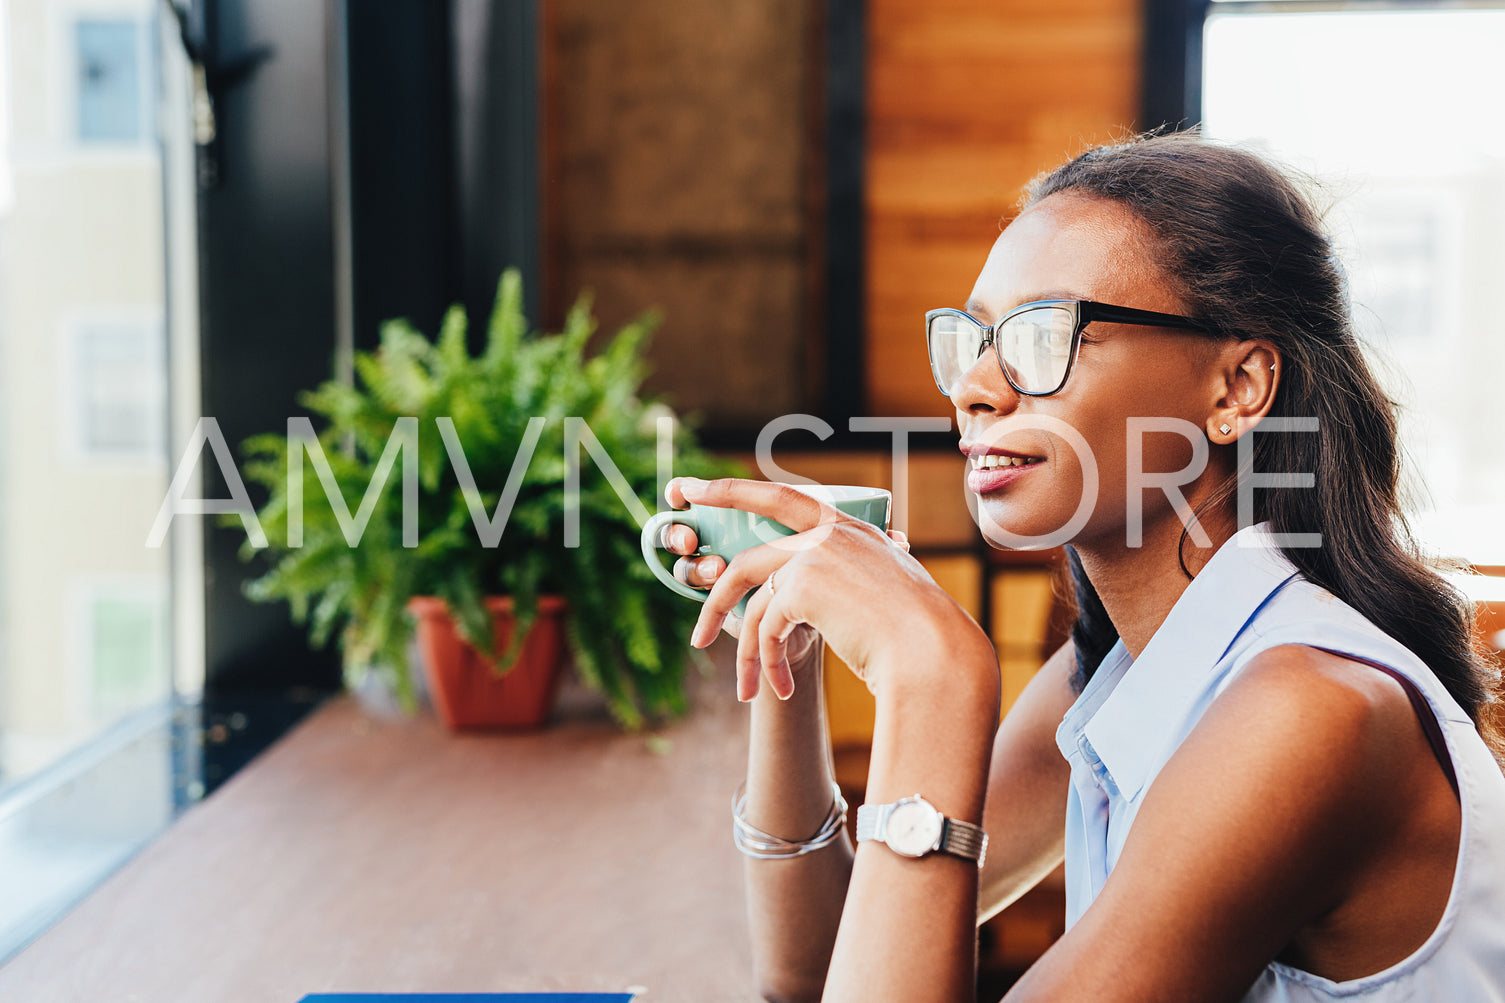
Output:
[972, 501, 1084, 552]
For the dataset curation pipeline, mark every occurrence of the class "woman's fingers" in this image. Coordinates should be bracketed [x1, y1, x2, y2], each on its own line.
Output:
[663, 477, 693, 510]
[758, 587, 807, 700]
[736, 572, 797, 702]
[691, 542, 791, 648]
[661, 522, 699, 556]
[657, 520, 724, 589]
[671, 477, 843, 535]
[888, 529, 910, 552]
[672, 553, 726, 590]
[735, 580, 773, 701]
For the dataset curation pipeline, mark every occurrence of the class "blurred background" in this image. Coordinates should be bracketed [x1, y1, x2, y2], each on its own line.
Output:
[1, 0, 1503, 993]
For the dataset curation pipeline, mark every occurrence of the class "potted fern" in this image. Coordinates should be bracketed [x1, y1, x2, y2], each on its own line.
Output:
[235, 270, 737, 729]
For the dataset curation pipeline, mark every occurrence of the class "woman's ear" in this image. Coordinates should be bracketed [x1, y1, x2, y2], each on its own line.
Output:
[1207, 341, 1280, 444]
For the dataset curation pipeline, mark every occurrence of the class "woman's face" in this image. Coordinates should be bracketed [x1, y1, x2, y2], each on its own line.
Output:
[954, 191, 1230, 553]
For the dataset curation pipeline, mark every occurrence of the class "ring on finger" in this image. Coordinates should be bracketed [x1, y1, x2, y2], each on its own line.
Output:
[765, 567, 779, 595]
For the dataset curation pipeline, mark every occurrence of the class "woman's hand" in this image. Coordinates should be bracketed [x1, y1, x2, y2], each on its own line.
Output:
[665, 477, 982, 703]
[661, 481, 839, 674]
[662, 478, 908, 677]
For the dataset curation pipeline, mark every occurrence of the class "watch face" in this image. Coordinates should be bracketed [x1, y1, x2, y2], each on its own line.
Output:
[886, 799, 944, 857]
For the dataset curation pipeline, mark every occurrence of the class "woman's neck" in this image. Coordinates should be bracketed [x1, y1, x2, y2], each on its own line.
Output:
[1074, 506, 1237, 658]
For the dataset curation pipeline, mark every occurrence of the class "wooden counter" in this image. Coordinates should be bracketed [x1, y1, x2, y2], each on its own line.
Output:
[0, 643, 760, 1002]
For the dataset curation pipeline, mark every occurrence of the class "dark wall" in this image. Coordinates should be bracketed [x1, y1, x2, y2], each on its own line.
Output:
[198, 0, 509, 695]
[453, 0, 541, 336]
[198, 0, 342, 692]
[347, 1, 461, 346]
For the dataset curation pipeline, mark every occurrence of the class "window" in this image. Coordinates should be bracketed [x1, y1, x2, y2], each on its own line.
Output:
[0, 2, 12, 214]
[65, 314, 167, 461]
[0, 0, 200, 962]
[1199, 2, 1505, 564]
[75, 580, 169, 719]
[75, 18, 149, 144]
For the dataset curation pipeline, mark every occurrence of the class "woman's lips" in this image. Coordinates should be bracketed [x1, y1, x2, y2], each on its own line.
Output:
[965, 454, 1044, 494]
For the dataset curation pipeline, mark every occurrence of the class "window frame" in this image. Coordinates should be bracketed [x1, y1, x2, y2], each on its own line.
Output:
[1142, 0, 1505, 131]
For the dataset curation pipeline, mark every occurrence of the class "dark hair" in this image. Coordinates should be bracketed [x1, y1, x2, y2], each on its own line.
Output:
[1030, 132, 1501, 755]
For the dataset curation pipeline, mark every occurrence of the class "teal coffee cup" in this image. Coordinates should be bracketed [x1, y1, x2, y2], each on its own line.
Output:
[640, 483, 892, 613]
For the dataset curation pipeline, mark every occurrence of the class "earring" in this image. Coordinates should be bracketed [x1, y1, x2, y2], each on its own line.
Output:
[1270, 364, 1276, 371]
[1219, 423, 1233, 436]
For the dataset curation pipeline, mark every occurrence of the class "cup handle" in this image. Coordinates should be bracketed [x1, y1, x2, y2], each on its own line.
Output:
[640, 510, 709, 604]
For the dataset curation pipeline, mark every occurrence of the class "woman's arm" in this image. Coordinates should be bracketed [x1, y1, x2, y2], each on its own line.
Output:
[741, 637, 855, 1003]
[822, 629, 1002, 1002]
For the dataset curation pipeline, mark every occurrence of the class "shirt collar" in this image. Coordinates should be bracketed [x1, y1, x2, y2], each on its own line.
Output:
[1060, 523, 1302, 802]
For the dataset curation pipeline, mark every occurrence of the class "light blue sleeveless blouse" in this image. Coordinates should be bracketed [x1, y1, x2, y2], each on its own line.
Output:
[1055, 524, 1505, 1000]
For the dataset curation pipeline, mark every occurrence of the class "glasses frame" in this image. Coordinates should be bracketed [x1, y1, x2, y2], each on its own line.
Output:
[925, 299, 1210, 398]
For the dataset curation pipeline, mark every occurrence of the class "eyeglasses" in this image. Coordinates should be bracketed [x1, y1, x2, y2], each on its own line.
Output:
[925, 300, 1209, 398]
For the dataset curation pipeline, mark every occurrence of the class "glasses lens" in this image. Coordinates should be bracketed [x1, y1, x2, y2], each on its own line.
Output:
[995, 306, 1076, 394]
[927, 311, 985, 397]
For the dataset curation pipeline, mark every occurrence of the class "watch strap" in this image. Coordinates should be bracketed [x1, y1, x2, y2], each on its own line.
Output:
[939, 816, 988, 867]
[853, 801, 885, 843]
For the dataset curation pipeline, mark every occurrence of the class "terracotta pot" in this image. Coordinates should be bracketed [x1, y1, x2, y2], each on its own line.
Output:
[407, 596, 568, 730]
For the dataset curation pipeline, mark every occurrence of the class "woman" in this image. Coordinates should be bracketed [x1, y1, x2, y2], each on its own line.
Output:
[663, 133, 1505, 1001]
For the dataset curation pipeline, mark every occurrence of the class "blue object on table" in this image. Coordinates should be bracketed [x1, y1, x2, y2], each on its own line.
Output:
[299, 995, 634, 1002]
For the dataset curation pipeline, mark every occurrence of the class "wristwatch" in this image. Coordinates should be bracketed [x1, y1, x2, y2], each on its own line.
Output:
[855, 794, 988, 867]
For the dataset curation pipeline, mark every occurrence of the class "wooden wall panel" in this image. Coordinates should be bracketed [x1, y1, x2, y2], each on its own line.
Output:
[865, 0, 1143, 416]
[543, 0, 818, 431]
[991, 568, 1061, 709]
[904, 451, 975, 548]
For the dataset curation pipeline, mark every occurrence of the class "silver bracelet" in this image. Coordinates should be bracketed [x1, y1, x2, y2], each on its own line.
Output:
[731, 781, 848, 860]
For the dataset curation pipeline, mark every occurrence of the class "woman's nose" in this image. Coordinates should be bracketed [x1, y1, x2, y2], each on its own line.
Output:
[948, 349, 1022, 416]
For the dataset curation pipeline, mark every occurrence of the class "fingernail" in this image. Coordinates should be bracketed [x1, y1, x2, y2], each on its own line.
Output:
[690, 622, 708, 648]
[679, 477, 708, 496]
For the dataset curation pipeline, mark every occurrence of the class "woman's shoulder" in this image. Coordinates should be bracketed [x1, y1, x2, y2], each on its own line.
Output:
[1141, 644, 1449, 917]
[1076, 642, 1454, 997]
[1230, 572, 1476, 725]
[1200, 643, 1422, 796]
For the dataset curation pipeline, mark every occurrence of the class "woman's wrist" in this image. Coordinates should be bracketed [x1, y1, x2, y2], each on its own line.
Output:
[863, 630, 999, 820]
[885, 626, 997, 711]
[744, 636, 838, 838]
